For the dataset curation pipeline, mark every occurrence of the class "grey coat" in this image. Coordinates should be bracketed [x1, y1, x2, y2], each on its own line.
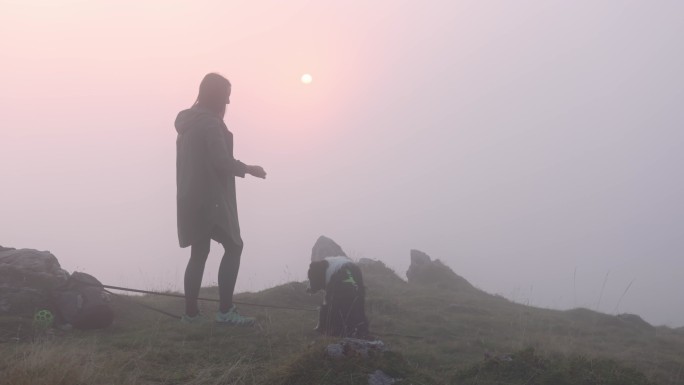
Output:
[175, 106, 247, 248]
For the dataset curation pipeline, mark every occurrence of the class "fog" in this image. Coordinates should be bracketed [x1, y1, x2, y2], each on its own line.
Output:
[1, 1, 682, 326]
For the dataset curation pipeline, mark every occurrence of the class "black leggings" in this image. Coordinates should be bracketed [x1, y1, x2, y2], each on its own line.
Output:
[184, 233, 243, 316]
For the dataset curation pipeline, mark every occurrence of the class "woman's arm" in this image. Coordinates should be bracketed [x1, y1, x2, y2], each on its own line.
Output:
[205, 123, 248, 177]
[245, 165, 267, 179]
[205, 123, 267, 179]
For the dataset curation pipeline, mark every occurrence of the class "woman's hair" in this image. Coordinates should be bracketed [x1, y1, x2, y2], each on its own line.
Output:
[193, 73, 231, 118]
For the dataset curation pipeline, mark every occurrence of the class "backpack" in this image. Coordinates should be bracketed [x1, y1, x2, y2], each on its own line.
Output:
[54, 272, 114, 329]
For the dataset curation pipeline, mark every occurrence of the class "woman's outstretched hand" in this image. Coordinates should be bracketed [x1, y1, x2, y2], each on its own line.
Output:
[246, 165, 267, 179]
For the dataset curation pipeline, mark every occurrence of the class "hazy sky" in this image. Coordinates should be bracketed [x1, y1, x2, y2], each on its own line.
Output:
[1, 1, 683, 326]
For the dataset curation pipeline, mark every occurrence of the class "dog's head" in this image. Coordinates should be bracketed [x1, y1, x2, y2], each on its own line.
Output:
[307, 260, 328, 293]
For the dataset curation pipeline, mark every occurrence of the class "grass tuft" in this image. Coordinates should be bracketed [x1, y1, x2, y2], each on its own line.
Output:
[453, 347, 657, 385]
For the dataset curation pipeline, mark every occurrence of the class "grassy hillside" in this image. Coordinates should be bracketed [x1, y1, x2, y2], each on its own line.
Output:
[1, 260, 683, 385]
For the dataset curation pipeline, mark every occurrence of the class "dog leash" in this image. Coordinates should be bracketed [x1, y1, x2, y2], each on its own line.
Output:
[71, 278, 318, 312]
[106, 288, 427, 340]
[81, 279, 425, 339]
[104, 289, 182, 319]
[74, 280, 427, 338]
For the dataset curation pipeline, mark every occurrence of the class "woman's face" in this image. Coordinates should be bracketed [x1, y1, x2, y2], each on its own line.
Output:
[225, 85, 232, 105]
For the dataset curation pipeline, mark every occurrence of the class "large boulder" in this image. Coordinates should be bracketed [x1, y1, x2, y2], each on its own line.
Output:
[409, 249, 432, 265]
[406, 249, 473, 290]
[0, 247, 70, 316]
[311, 235, 347, 262]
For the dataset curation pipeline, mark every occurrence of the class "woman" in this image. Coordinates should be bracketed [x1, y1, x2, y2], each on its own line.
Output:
[175, 73, 266, 324]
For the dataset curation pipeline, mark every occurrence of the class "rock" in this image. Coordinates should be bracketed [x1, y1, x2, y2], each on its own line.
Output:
[325, 338, 387, 359]
[0, 248, 70, 316]
[358, 259, 408, 290]
[410, 249, 432, 265]
[311, 235, 347, 262]
[406, 249, 473, 290]
[368, 369, 399, 385]
[325, 342, 345, 358]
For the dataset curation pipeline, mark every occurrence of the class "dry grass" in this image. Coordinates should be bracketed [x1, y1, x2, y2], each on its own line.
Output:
[1, 261, 682, 384]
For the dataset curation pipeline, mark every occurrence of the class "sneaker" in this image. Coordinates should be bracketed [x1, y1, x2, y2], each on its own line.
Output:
[180, 313, 204, 324]
[215, 305, 255, 326]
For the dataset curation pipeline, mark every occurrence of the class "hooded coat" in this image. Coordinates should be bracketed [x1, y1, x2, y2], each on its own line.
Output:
[175, 106, 247, 248]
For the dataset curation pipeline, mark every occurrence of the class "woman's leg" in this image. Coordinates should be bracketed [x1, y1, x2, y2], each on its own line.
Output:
[184, 236, 211, 316]
[217, 241, 243, 313]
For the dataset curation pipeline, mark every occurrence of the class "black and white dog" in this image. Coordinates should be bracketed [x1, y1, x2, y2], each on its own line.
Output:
[307, 256, 369, 338]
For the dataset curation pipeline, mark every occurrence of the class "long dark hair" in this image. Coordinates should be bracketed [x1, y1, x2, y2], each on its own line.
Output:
[193, 73, 231, 118]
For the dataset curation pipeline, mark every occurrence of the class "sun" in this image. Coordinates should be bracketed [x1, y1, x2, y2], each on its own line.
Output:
[301, 73, 313, 84]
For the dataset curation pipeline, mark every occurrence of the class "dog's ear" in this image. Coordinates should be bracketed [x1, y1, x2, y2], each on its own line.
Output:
[307, 260, 328, 293]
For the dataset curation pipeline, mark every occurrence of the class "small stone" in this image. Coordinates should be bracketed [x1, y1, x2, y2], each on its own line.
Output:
[368, 369, 399, 385]
[325, 338, 387, 359]
[325, 343, 345, 358]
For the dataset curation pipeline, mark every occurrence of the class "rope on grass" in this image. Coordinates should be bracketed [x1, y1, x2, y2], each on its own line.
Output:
[105, 289, 181, 319]
[84, 281, 427, 339]
[83, 281, 319, 312]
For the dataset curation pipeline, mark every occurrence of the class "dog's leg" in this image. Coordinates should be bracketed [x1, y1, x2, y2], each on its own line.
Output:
[355, 294, 370, 338]
[327, 292, 346, 337]
[341, 289, 369, 339]
[315, 301, 328, 333]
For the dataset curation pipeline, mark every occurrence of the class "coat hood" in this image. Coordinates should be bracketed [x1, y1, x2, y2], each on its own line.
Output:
[175, 106, 218, 135]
